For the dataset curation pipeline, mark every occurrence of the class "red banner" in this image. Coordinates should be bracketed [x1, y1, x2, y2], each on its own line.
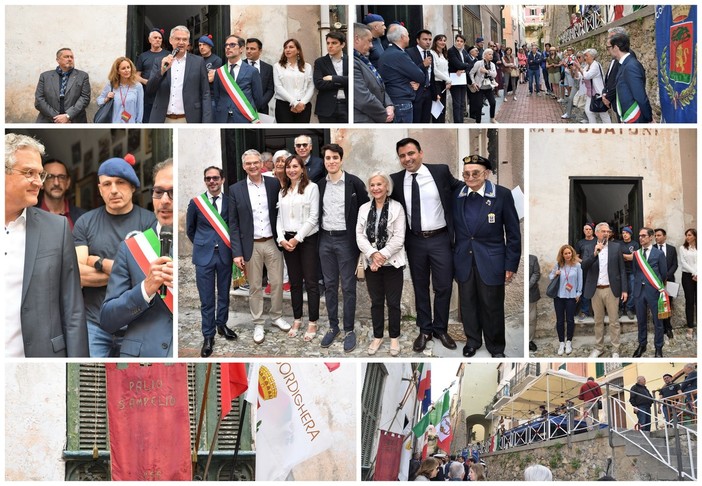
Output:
[106, 363, 192, 481]
[220, 363, 248, 418]
[374, 430, 404, 481]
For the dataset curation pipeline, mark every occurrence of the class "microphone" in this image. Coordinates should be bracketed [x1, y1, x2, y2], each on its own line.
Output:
[159, 225, 173, 297]
[164, 48, 180, 69]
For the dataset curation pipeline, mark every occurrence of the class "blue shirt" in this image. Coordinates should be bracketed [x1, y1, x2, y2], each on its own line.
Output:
[549, 262, 583, 298]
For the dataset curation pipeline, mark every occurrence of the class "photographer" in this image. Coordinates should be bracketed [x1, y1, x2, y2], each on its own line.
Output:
[469, 47, 498, 123]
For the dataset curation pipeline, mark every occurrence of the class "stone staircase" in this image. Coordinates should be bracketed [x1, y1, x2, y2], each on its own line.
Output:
[613, 427, 697, 480]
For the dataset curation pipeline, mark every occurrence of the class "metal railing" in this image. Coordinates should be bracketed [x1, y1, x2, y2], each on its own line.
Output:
[558, 9, 607, 45]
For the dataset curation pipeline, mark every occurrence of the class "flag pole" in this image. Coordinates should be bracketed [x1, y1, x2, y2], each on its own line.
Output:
[203, 413, 224, 479]
[228, 398, 248, 480]
[193, 363, 213, 469]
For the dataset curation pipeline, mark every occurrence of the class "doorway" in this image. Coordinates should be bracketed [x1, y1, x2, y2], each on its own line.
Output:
[356, 5, 424, 48]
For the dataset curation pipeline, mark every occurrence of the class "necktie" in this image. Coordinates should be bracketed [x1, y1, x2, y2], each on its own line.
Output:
[212, 195, 219, 213]
[643, 248, 648, 260]
[411, 173, 421, 233]
[230, 63, 237, 80]
[659, 244, 664, 251]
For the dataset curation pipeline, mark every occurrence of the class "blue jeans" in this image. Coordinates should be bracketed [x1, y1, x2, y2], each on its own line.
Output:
[554, 297, 576, 341]
[87, 320, 122, 357]
[636, 406, 652, 431]
[527, 69, 541, 93]
[319, 233, 358, 332]
[393, 102, 413, 123]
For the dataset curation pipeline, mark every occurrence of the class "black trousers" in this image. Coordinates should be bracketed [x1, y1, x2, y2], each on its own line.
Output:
[317, 100, 348, 123]
[682, 272, 697, 328]
[474, 88, 496, 123]
[432, 81, 447, 123]
[459, 261, 506, 354]
[365, 265, 404, 338]
[282, 232, 320, 321]
[275, 99, 312, 123]
[412, 87, 432, 123]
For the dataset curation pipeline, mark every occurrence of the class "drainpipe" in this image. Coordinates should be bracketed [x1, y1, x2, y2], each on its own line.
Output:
[605, 383, 615, 478]
[319, 5, 331, 52]
[453, 4, 460, 38]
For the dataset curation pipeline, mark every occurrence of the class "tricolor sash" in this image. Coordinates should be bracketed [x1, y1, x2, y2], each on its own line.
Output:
[617, 96, 642, 123]
[216, 66, 260, 123]
[124, 228, 173, 313]
[192, 193, 231, 248]
[633, 248, 671, 319]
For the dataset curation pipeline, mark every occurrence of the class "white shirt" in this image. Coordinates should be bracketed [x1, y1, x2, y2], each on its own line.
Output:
[596, 243, 610, 286]
[618, 52, 631, 66]
[430, 51, 451, 83]
[206, 190, 223, 213]
[322, 172, 346, 231]
[330, 55, 346, 100]
[247, 177, 273, 239]
[679, 245, 697, 276]
[5, 209, 27, 357]
[228, 60, 243, 81]
[167, 53, 188, 115]
[276, 182, 319, 243]
[247, 58, 260, 73]
[403, 164, 446, 232]
[273, 62, 315, 106]
[415, 46, 433, 80]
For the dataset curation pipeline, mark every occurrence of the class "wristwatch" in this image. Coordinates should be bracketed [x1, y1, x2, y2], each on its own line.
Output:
[94, 257, 104, 272]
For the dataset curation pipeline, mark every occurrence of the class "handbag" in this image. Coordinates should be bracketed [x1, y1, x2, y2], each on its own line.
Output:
[589, 63, 608, 113]
[546, 273, 560, 298]
[355, 254, 366, 281]
[93, 97, 114, 123]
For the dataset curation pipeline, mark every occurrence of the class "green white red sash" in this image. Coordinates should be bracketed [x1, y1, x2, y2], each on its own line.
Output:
[634, 248, 671, 318]
[192, 193, 231, 248]
[124, 228, 173, 313]
[216, 65, 260, 123]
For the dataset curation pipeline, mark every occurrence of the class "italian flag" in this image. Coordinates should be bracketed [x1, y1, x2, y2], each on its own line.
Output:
[417, 363, 431, 414]
[435, 391, 453, 453]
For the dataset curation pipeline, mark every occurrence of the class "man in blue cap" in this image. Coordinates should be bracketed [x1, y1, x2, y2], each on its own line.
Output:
[363, 13, 386, 67]
[198, 34, 223, 106]
[73, 155, 156, 357]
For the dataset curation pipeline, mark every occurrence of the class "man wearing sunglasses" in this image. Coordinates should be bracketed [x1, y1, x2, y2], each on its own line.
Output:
[36, 158, 86, 230]
[294, 134, 325, 183]
[101, 159, 174, 357]
[5, 133, 88, 357]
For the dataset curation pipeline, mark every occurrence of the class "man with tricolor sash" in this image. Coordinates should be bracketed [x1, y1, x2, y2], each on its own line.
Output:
[632, 227, 668, 358]
[213, 34, 263, 124]
[101, 159, 174, 357]
[610, 32, 653, 123]
[186, 166, 237, 357]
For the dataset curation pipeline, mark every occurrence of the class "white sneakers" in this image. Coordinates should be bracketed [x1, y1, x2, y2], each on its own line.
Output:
[558, 342, 565, 355]
[589, 349, 603, 358]
[253, 325, 265, 344]
[612, 353, 620, 358]
[272, 317, 291, 331]
[565, 340, 573, 355]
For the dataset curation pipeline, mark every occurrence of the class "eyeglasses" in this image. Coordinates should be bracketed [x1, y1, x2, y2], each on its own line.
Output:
[295, 143, 309, 148]
[8, 167, 48, 183]
[224, 43, 239, 49]
[462, 170, 486, 179]
[45, 174, 69, 182]
[204, 176, 221, 182]
[152, 187, 173, 199]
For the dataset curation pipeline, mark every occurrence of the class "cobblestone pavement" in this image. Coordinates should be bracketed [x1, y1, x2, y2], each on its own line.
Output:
[178, 289, 524, 358]
[495, 82, 569, 123]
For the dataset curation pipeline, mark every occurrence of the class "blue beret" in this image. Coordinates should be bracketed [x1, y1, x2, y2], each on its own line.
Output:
[98, 157, 140, 188]
[476, 37, 484, 43]
[364, 13, 385, 24]
[198, 35, 214, 48]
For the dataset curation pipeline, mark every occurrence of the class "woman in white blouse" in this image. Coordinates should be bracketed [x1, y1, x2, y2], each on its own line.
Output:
[469, 48, 498, 123]
[276, 155, 320, 340]
[356, 171, 406, 356]
[429, 34, 451, 123]
[679, 228, 697, 339]
[575, 48, 611, 123]
[273, 39, 315, 123]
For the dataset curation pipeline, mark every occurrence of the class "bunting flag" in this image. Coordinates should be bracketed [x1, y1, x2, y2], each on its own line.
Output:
[435, 392, 453, 453]
[324, 363, 340, 372]
[106, 363, 191, 480]
[245, 363, 332, 480]
[220, 363, 248, 418]
[416, 363, 431, 414]
[373, 430, 404, 480]
[398, 418, 413, 481]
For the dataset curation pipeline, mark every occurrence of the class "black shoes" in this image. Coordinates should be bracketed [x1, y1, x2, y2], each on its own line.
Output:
[492, 353, 506, 358]
[655, 346, 663, 358]
[433, 331, 457, 350]
[413, 333, 432, 352]
[217, 325, 238, 340]
[666, 329, 674, 339]
[463, 345, 478, 357]
[201, 336, 214, 357]
[632, 344, 647, 358]
[529, 341, 538, 351]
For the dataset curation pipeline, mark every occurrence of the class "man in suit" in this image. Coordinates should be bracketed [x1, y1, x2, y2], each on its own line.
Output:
[581, 222, 628, 358]
[36, 158, 86, 230]
[246, 38, 275, 115]
[35, 48, 91, 123]
[146, 25, 213, 123]
[390, 137, 462, 353]
[406, 29, 437, 123]
[186, 166, 238, 357]
[294, 134, 325, 183]
[229, 149, 291, 345]
[602, 26, 634, 122]
[313, 31, 349, 123]
[631, 227, 668, 357]
[447, 34, 472, 124]
[453, 155, 521, 358]
[377, 24, 425, 124]
[317, 144, 369, 352]
[654, 227, 677, 338]
[213, 34, 262, 124]
[101, 160, 174, 357]
[363, 13, 386, 68]
[609, 32, 652, 123]
[353, 23, 394, 123]
[5, 133, 88, 357]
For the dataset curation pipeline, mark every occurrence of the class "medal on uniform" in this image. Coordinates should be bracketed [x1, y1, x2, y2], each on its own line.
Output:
[488, 213, 495, 223]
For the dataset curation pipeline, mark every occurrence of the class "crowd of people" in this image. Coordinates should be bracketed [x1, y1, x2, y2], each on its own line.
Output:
[355, 14, 653, 124]
[410, 452, 487, 481]
[35, 26, 348, 124]
[530, 222, 696, 357]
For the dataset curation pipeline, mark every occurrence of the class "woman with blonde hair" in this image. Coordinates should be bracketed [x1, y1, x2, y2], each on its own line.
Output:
[96, 57, 143, 123]
[414, 457, 440, 481]
[549, 244, 582, 355]
[469, 463, 486, 481]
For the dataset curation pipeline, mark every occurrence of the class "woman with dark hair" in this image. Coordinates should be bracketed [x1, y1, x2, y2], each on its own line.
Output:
[429, 34, 452, 123]
[469, 48, 497, 123]
[276, 155, 320, 340]
[549, 244, 582, 355]
[680, 228, 697, 339]
[414, 457, 440, 481]
[273, 39, 315, 123]
[96, 57, 143, 123]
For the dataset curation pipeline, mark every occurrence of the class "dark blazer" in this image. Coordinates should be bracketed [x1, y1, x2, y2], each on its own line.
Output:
[615, 54, 652, 123]
[632, 246, 667, 299]
[447, 46, 475, 83]
[212, 61, 263, 123]
[101, 228, 173, 357]
[317, 172, 369, 254]
[452, 181, 521, 286]
[377, 44, 425, 105]
[354, 53, 392, 123]
[228, 177, 281, 261]
[529, 254, 541, 303]
[406, 46, 438, 98]
[604, 50, 635, 112]
[389, 163, 462, 242]
[313, 54, 348, 118]
[304, 155, 326, 184]
[249, 59, 274, 114]
[186, 193, 233, 266]
[581, 240, 627, 299]
[20, 208, 88, 357]
[660, 243, 678, 282]
[146, 53, 213, 123]
[35, 68, 91, 123]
